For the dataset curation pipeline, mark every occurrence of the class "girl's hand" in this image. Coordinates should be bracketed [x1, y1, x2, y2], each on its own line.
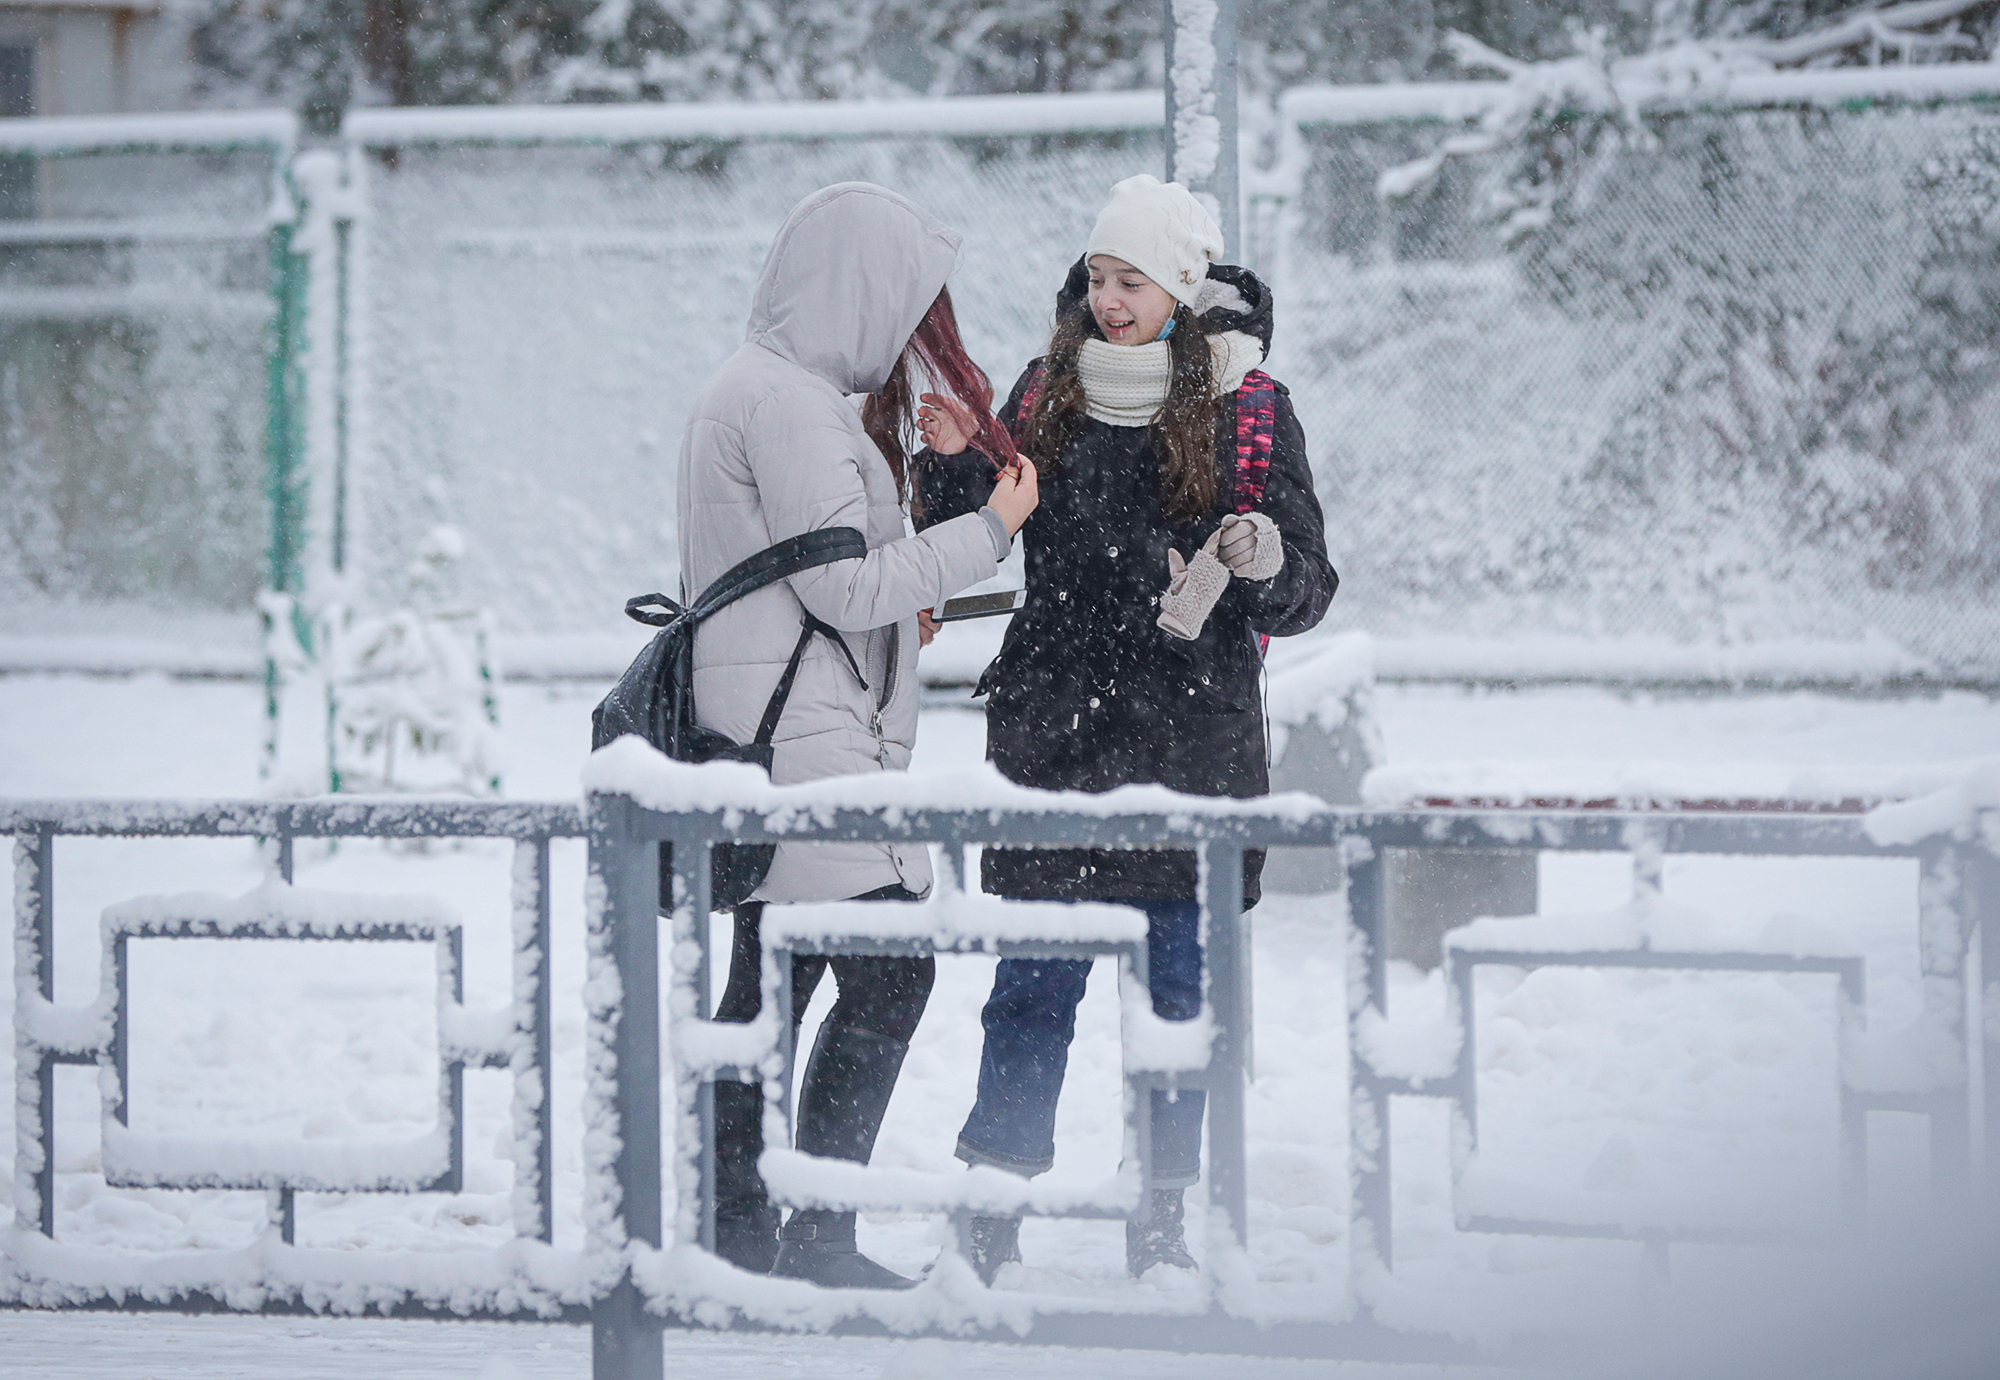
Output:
[918, 607, 941, 646]
[917, 392, 977, 456]
[1217, 512, 1285, 581]
[986, 457, 1039, 535]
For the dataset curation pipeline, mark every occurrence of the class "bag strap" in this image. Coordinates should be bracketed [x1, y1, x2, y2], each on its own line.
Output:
[686, 526, 869, 623]
[1231, 369, 1277, 515]
[622, 527, 865, 629]
[750, 612, 860, 748]
[624, 593, 681, 626]
[1231, 369, 1279, 658]
[1008, 363, 1046, 446]
[645, 527, 872, 753]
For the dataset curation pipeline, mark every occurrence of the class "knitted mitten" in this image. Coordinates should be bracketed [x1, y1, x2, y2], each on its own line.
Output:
[1157, 529, 1231, 641]
[1217, 512, 1284, 581]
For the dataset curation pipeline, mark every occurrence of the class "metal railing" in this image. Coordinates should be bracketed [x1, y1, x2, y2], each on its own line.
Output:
[5, 775, 1995, 1369]
[1342, 807, 1999, 1286]
[581, 768, 1329, 1370]
[8, 798, 578, 1269]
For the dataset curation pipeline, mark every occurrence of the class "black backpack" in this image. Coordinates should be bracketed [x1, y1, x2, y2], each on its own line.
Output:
[591, 527, 868, 909]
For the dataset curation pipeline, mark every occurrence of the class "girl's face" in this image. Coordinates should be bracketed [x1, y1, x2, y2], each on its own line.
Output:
[1087, 254, 1177, 347]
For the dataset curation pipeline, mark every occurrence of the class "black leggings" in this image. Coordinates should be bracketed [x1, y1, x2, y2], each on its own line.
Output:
[711, 885, 934, 1044]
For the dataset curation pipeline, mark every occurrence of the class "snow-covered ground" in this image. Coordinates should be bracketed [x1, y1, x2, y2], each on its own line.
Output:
[3, 671, 1997, 1374]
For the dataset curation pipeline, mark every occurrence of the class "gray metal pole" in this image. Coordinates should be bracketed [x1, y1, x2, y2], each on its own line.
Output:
[1201, 841, 1249, 1248]
[1920, 844, 1972, 1195]
[1977, 843, 2000, 1193]
[520, 835, 555, 1242]
[1345, 841, 1394, 1274]
[1164, 0, 1240, 259]
[23, 827, 56, 1237]
[590, 795, 663, 1380]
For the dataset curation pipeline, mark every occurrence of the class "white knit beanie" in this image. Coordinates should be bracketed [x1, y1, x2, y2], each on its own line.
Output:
[1085, 174, 1225, 308]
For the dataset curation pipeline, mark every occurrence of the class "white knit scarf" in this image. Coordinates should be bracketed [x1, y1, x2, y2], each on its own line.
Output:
[1074, 329, 1265, 427]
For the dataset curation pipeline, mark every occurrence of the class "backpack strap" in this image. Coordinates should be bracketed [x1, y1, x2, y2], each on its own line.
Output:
[1231, 368, 1278, 515]
[750, 611, 861, 750]
[663, 526, 871, 754]
[1008, 363, 1047, 446]
[1231, 369, 1280, 657]
[686, 526, 869, 623]
[624, 527, 868, 629]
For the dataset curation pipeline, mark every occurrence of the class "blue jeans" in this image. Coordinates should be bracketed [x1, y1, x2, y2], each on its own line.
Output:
[955, 898, 1206, 1189]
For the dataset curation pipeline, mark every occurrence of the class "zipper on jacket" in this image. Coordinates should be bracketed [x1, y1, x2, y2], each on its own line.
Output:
[871, 623, 899, 741]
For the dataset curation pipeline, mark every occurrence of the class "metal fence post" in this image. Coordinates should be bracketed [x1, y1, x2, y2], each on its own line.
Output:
[1165, 0, 1240, 253]
[1919, 843, 1973, 1195]
[1345, 834, 1393, 1275]
[658, 817, 718, 1259]
[260, 160, 310, 783]
[15, 828, 54, 1236]
[589, 794, 663, 1380]
[1975, 839, 2000, 1192]
[1201, 840, 1250, 1248]
[514, 834, 556, 1242]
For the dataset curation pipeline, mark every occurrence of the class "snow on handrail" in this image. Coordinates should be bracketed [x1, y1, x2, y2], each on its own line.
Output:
[1359, 760, 1976, 813]
[758, 1151, 1138, 1219]
[1862, 757, 2000, 845]
[0, 796, 585, 837]
[0, 108, 296, 154]
[343, 90, 1165, 148]
[1281, 61, 2000, 128]
[764, 896, 1147, 950]
[585, 735, 1330, 830]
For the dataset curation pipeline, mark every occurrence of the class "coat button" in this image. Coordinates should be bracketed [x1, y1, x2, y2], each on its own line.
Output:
[1107, 546, 1119, 557]
[1089, 697, 1100, 708]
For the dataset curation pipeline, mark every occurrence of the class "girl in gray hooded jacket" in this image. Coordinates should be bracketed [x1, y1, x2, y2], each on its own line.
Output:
[678, 182, 1036, 1288]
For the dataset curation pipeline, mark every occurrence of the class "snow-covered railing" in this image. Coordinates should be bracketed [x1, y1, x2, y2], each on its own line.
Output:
[1340, 795, 2000, 1289]
[7, 762, 1994, 1364]
[1275, 54, 2000, 134]
[341, 90, 1162, 148]
[6, 796, 581, 1266]
[579, 741, 1333, 1371]
[0, 108, 296, 156]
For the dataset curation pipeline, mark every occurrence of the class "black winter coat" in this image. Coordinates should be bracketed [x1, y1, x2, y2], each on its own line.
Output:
[918, 265, 1337, 906]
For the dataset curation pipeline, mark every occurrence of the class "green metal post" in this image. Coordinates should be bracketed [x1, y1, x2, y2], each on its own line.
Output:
[260, 169, 309, 780]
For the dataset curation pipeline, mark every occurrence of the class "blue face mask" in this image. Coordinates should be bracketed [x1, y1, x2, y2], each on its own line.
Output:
[1155, 316, 1177, 342]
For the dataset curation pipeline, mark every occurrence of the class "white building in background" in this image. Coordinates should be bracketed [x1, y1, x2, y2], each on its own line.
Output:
[0, 1, 195, 117]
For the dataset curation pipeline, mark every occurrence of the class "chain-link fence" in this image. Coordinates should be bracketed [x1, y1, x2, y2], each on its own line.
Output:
[0, 118, 294, 635]
[347, 123, 1161, 635]
[5, 91, 1996, 684]
[1271, 96, 2000, 680]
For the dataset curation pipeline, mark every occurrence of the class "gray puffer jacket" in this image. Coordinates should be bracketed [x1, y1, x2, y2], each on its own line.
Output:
[675, 182, 1002, 903]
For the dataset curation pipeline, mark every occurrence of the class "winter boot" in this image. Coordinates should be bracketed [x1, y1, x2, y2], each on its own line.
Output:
[769, 1022, 916, 1290]
[963, 1214, 1023, 1286]
[773, 1209, 917, 1289]
[712, 1078, 779, 1274]
[1125, 1187, 1197, 1277]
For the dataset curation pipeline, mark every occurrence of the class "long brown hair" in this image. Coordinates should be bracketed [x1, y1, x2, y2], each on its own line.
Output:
[862, 287, 1017, 513]
[1016, 300, 1221, 523]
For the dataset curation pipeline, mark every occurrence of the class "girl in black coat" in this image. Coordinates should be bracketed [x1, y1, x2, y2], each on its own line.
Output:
[917, 175, 1337, 1282]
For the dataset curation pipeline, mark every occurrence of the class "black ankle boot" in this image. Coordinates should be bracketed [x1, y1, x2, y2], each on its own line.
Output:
[964, 1215, 1022, 1286]
[773, 1209, 917, 1289]
[712, 1079, 778, 1273]
[769, 1022, 915, 1290]
[1126, 1188, 1197, 1277]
